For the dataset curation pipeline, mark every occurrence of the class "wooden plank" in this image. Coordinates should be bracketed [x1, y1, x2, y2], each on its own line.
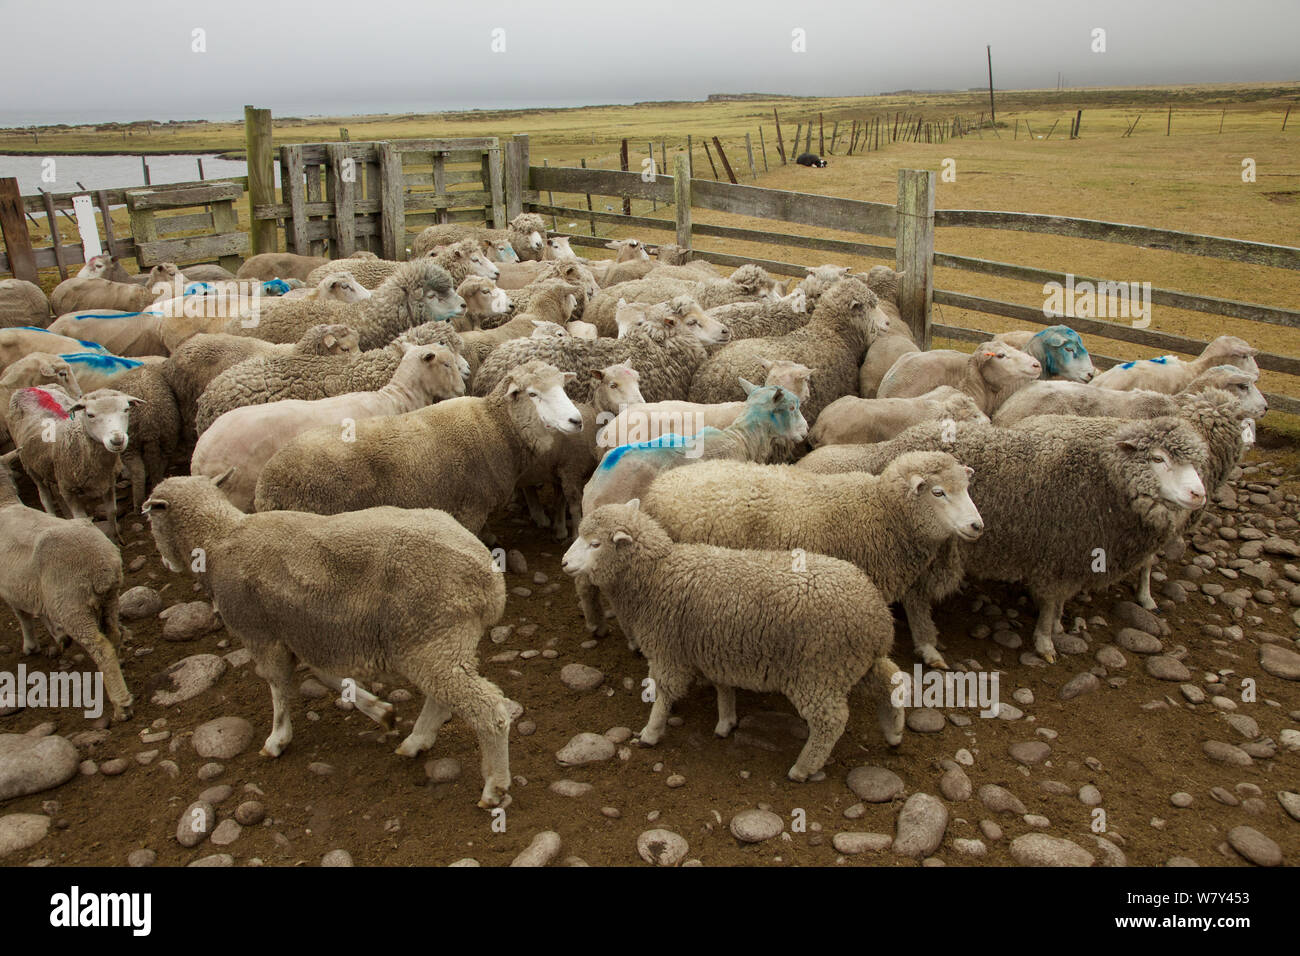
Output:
[209, 198, 243, 273]
[403, 191, 493, 211]
[619, 139, 631, 216]
[487, 147, 505, 228]
[403, 208, 487, 228]
[388, 138, 500, 152]
[432, 151, 448, 224]
[126, 181, 242, 210]
[530, 165, 673, 204]
[505, 134, 527, 221]
[96, 190, 121, 261]
[712, 137, 738, 184]
[529, 205, 675, 232]
[580, 159, 595, 235]
[403, 168, 485, 188]
[933, 251, 1300, 329]
[154, 211, 216, 236]
[673, 154, 691, 250]
[687, 249, 809, 280]
[136, 232, 250, 263]
[327, 142, 356, 256]
[690, 179, 896, 238]
[0, 178, 37, 281]
[41, 191, 68, 279]
[282, 145, 308, 254]
[378, 142, 406, 260]
[896, 168, 936, 347]
[690, 222, 894, 260]
[932, 289, 1300, 378]
[935, 209, 1300, 270]
[244, 106, 277, 254]
[304, 162, 324, 256]
[745, 133, 757, 180]
[71, 195, 103, 260]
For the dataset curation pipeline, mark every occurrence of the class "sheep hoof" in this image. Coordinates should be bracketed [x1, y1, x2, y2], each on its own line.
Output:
[394, 738, 426, 758]
[713, 719, 736, 738]
[1138, 596, 1158, 611]
[112, 702, 134, 723]
[635, 728, 660, 747]
[920, 649, 949, 670]
[787, 765, 810, 783]
[260, 738, 287, 758]
[377, 703, 397, 731]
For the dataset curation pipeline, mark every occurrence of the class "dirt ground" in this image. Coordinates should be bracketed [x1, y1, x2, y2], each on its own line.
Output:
[0, 434, 1297, 869]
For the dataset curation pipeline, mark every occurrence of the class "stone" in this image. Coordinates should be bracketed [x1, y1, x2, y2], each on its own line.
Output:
[555, 733, 615, 766]
[730, 809, 784, 843]
[832, 832, 892, 854]
[1010, 833, 1094, 867]
[1115, 628, 1163, 654]
[1259, 644, 1300, 681]
[906, 709, 946, 733]
[119, 586, 162, 620]
[1202, 740, 1253, 767]
[1009, 740, 1051, 765]
[1114, 600, 1165, 635]
[978, 784, 1026, 815]
[175, 801, 215, 848]
[209, 819, 242, 846]
[846, 766, 904, 803]
[549, 780, 593, 798]
[234, 801, 265, 826]
[191, 717, 255, 760]
[127, 849, 156, 867]
[424, 758, 462, 784]
[1095, 646, 1127, 670]
[160, 601, 221, 642]
[1277, 792, 1300, 822]
[150, 654, 227, 707]
[187, 853, 234, 867]
[559, 663, 604, 691]
[0, 734, 79, 801]
[321, 849, 354, 867]
[637, 829, 687, 866]
[1059, 672, 1101, 700]
[939, 766, 972, 802]
[0, 814, 49, 858]
[1145, 656, 1191, 681]
[1226, 826, 1282, 867]
[893, 793, 948, 858]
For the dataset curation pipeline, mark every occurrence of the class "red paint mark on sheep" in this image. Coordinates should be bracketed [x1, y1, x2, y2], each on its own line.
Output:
[24, 387, 69, 419]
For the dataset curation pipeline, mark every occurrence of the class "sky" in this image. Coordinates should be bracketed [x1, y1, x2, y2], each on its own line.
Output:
[1, 0, 1296, 126]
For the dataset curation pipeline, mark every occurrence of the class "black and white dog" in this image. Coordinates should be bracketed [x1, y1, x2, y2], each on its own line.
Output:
[795, 152, 828, 168]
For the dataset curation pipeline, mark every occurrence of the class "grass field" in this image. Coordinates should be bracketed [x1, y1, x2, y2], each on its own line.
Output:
[6, 82, 1299, 446]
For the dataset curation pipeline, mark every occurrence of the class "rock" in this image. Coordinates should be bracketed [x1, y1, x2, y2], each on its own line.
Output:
[1262, 536, 1300, 558]
[939, 766, 972, 802]
[1010, 833, 1094, 867]
[1226, 826, 1282, 866]
[833, 832, 892, 854]
[1095, 646, 1126, 670]
[1058, 671, 1100, 701]
[1079, 784, 1103, 806]
[846, 766, 904, 803]
[0, 734, 79, 800]
[1009, 740, 1051, 765]
[556, 733, 615, 766]
[549, 780, 593, 798]
[175, 801, 215, 848]
[980, 819, 1003, 841]
[1180, 684, 1206, 704]
[119, 586, 162, 620]
[730, 809, 784, 843]
[637, 828, 688, 866]
[187, 853, 234, 867]
[953, 838, 986, 857]
[448, 858, 480, 867]
[321, 849, 354, 867]
[1145, 656, 1191, 681]
[893, 792, 948, 858]
[425, 758, 462, 784]
[978, 784, 1027, 815]
[1202, 740, 1253, 767]
[906, 709, 946, 733]
[1171, 792, 1193, 808]
[1115, 628, 1163, 654]
[159, 601, 221, 642]
[209, 819, 242, 846]
[234, 801, 265, 826]
[1114, 601, 1165, 635]
[127, 849, 156, 867]
[506, 550, 527, 574]
[1093, 835, 1128, 867]
[559, 663, 604, 691]
[1259, 644, 1300, 681]
[150, 654, 227, 707]
[191, 717, 254, 760]
[510, 831, 562, 867]
[0, 814, 49, 858]
[1225, 714, 1260, 740]
[100, 758, 129, 776]
[1277, 792, 1300, 822]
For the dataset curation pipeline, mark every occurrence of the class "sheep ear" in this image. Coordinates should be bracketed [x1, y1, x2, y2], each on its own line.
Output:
[39, 361, 56, 375]
[612, 530, 633, 547]
[561, 371, 577, 384]
[964, 465, 975, 479]
[759, 357, 774, 369]
[126, 396, 146, 408]
[140, 498, 165, 514]
[421, 350, 436, 363]
[604, 240, 619, 250]
[398, 339, 413, 354]
[323, 334, 337, 348]
[531, 319, 545, 327]
[67, 401, 85, 415]
[909, 473, 927, 496]
[894, 270, 907, 281]
[617, 298, 628, 308]
[625, 498, 641, 512]
[589, 368, 605, 381]
[212, 466, 236, 488]
[738, 378, 758, 395]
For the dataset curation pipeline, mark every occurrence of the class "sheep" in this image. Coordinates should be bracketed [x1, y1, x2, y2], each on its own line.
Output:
[10, 386, 139, 543]
[0, 461, 133, 721]
[517, 363, 645, 539]
[49, 275, 165, 315]
[858, 310, 919, 399]
[192, 343, 464, 512]
[687, 276, 879, 420]
[0, 327, 108, 373]
[583, 381, 808, 516]
[237, 252, 332, 282]
[798, 264, 850, 308]
[877, 344, 1042, 415]
[53, 353, 154, 393]
[254, 361, 583, 533]
[410, 212, 548, 261]
[141, 472, 513, 807]
[195, 321, 465, 434]
[582, 264, 778, 337]
[0, 279, 51, 330]
[810, 387, 990, 447]
[587, 239, 653, 286]
[472, 309, 713, 405]
[1090, 334, 1259, 392]
[596, 359, 813, 453]
[106, 363, 182, 511]
[704, 288, 809, 341]
[456, 276, 515, 332]
[567, 320, 598, 340]
[265, 271, 372, 307]
[639, 450, 981, 668]
[529, 320, 568, 339]
[502, 260, 602, 315]
[0, 353, 83, 448]
[226, 258, 462, 350]
[430, 240, 502, 286]
[458, 280, 579, 365]
[861, 264, 905, 316]
[990, 325, 1094, 382]
[561, 500, 902, 779]
[46, 306, 170, 357]
[163, 325, 358, 433]
[76, 254, 135, 283]
[543, 235, 577, 260]
[798, 415, 1209, 663]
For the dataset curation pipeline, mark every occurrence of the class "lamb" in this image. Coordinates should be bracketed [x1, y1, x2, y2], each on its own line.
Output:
[0, 279, 51, 330]
[861, 264, 905, 319]
[796, 416, 1208, 663]
[991, 325, 1095, 382]
[810, 386, 989, 447]
[502, 260, 602, 314]
[456, 276, 515, 332]
[704, 288, 808, 340]
[583, 264, 778, 337]
[1, 327, 108, 373]
[1090, 334, 1259, 392]
[142, 473, 513, 807]
[687, 277, 879, 420]
[587, 239, 652, 286]
[858, 310, 919, 398]
[105, 364, 182, 511]
[227, 259, 462, 350]
[192, 343, 464, 512]
[640, 450, 982, 668]
[0, 461, 133, 721]
[195, 321, 465, 434]
[163, 325, 358, 432]
[798, 264, 850, 307]
[566, 320, 598, 340]
[47, 307, 170, 357]
[0, 353, 83, 448]
[517, 363, 645, 539]
[410, 213, 548, 261]
[877, 343, 1042, 415]
[596, 359, 813, 453]
[543, 235, 577, 260]
[472, 309, 712, 404]
[561, 500, 903, 779]
[10, 386, 139, 543]
[49, 275, 165, 315]
[237, 252, 332, 282]
[253, 361, 583, 533]
[76, 254, 135, 283]
[458, 280, 579, 366]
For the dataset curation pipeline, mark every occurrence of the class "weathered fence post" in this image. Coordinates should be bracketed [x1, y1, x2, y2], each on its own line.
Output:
[773, 109, 786, 164]
[712, 137, 738, 184]
[378, 141, 406, 260]
[244, 105, 277, 255]
[486, 145, 506, 228]
[326, 142, 356, 256]
[895, 169, 935, 349]
[580, 158, 595, 235]
[0, 178, 37, 282]
[673, 154, 691, 252]
[505, 133, 529, 221]
[744, 132, 757, 180]
[619, 139, 631, 216]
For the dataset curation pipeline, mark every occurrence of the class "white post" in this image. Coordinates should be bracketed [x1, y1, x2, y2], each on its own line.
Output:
[71, 194, 103, 260]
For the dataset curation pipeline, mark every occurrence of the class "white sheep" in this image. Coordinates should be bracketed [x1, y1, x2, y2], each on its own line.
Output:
[562, 500, 903, 780]
[1089, 335, 1259, 392]
[1, 327, 108, 374]
[456, 276, 515, 332]
[543, 235, 578, 260]
[877, 344, 1042, 415]
[566, 320, 598, 340]
[809, 386, 989, 446]
[47, 307, 170, 357]
[192, 343, 465, 511]
[143, 473, 514, 807]
[0, 353, 83, 448]
[0, 459, 133, 721]
[0, 279, 51, 330]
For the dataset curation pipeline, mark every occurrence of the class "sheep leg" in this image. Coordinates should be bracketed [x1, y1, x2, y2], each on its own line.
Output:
[72, 620, 134, 722]
[521, 485, 551, 528]
[310, 669, 395, 730]
[900, 589, 948, 670]
[394, 696, 452, 758]
[1134, 557, 1157, 611]
[252, 642, 296, 757]
[863, 657, 905, 747]
[713, 684, 738, 737]
[637, 659, 689, 746]
[788, 693, 850, 782]
[33, 479, 62, 516]
[13, 608, 41, 655]
[124, 453, 148, 513]
[574, 573, 608, 637]
[550, 484, 570, 541]
[102, 489, 120, 544]
[1030, 592, 1064, 664]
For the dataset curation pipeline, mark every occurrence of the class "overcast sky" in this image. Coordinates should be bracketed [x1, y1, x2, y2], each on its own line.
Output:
[2, 0, 1296, 125]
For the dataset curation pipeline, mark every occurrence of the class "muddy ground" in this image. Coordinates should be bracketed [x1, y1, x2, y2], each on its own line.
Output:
[0, 443, 1297, 868]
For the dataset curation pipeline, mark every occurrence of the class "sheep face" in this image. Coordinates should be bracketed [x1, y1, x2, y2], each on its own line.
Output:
[78, 256, 111, 279]
[759, 359, 814, 403]
[590, 364, 645, 409]
[489, 239, 520, 263]
[614, 299, 652, 339]
[401, 343, 465, 400]
[736, 381, 809, 443]
[660, 296, 729, 345]
[323, 273, 371, 304]
[530, 320, 569, 339]
[1203, 369, 1267, 419]
[421, 278, 465, 323]
[30, 356, 83, 398]
[1204, 335, 1259, 378]
[1113, 420, 1207, 511]
[891, 452, 983, 543]
[544, 236, 577, 261]
[68, 389, 139, 454]
[976, 346, 1041, 389]
[1037, 325, 1094, 382]
[550, 262, 599, 299]
[506, 362, 583, 435]
[606, 239, 649, 263]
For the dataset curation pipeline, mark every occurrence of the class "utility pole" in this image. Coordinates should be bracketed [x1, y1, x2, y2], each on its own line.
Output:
[987, 46, 996, 125]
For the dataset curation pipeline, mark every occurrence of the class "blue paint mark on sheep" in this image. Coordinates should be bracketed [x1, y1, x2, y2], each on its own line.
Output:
[600, 433, 698, 471]
[1119, 354, 1172, 370]
[262, 279, 292, 296]
[13, 327, 109, 353]
[59, 352, 143, 372]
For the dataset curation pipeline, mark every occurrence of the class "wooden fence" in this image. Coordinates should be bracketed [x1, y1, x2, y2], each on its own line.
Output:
[513, 145, 1300, 415]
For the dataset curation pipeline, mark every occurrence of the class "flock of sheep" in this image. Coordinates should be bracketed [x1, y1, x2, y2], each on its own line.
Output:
[0, 209, 1271, 809]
